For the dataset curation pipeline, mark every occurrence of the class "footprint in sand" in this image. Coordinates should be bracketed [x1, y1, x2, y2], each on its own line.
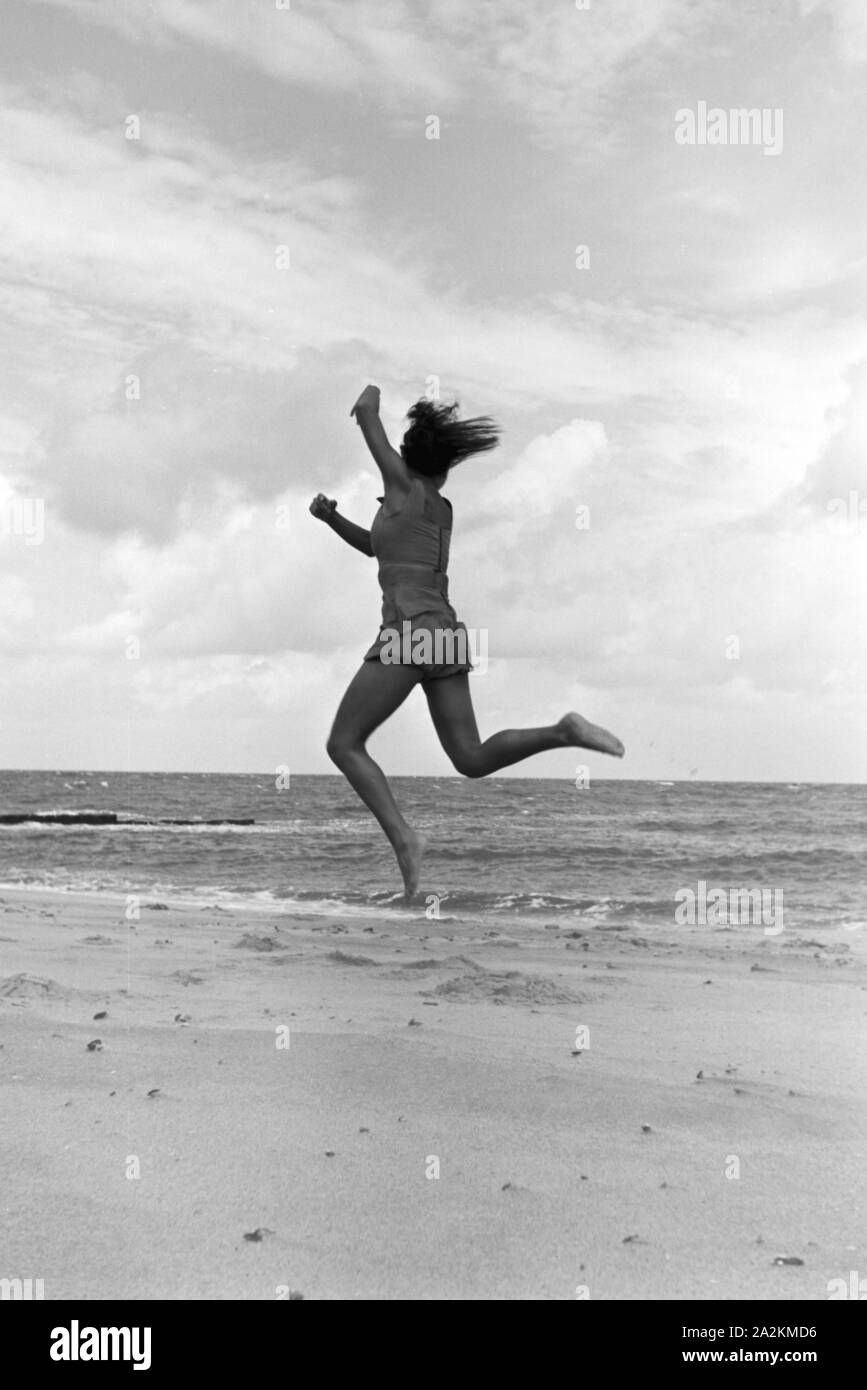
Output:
[0, 973, 66, 1002]
[326, 950, 378, 966]
[233, 933, 280, 952]
[428, 967, 581, 1006]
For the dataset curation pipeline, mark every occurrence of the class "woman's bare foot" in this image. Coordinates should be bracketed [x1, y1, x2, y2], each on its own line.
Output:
[558, 712, 625, 758]
[394, 828, 425, 903]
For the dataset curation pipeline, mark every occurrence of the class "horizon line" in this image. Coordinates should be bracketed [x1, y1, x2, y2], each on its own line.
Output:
[0, 768, 862, 786]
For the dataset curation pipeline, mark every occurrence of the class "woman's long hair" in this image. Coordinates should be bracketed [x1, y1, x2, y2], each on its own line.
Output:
[400, 399, 500, 477]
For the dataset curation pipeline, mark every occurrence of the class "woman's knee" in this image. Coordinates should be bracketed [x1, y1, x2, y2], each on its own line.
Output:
[326, 732, 358, 766]
[451, 746, 485, 779]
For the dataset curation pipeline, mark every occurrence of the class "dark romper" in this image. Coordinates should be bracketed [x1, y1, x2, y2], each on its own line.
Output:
[363, 476, 473, 681]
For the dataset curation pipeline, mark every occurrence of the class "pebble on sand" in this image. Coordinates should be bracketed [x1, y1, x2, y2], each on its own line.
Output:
[86, 1039, 103, 1051]
[243, 1228, 274, 1243]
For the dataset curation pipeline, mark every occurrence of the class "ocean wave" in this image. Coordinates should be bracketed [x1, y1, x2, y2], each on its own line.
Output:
[0, 878, 424, 922]
[0, 874, 853, 931]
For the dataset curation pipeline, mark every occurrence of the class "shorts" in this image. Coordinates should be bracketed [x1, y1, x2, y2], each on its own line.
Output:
[363, 610, 474, 682]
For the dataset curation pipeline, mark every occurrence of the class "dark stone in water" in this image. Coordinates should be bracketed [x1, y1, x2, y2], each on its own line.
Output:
[1, 813, 118, 825]
[0, 813, 256, 826]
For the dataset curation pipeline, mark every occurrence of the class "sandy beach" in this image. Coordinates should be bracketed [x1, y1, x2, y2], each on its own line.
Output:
[2, 885, 865, 1301]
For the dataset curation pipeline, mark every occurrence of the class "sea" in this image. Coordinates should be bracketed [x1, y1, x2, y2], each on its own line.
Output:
[0, 772, 864, 933]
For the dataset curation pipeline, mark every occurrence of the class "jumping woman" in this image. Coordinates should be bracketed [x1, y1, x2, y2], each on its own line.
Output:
[310, 384, 625, 902]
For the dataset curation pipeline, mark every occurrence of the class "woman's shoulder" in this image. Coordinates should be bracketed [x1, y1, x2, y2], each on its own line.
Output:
[378, 475, 420, 517]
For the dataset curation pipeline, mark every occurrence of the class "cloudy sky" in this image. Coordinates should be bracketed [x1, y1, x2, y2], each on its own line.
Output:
[1, 0, 865, 780]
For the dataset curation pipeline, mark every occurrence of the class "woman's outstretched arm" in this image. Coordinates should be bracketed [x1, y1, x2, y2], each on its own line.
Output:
[351, 384, 410, 496]
[309, 493, 373, 556]
[328, 509, 374, 556]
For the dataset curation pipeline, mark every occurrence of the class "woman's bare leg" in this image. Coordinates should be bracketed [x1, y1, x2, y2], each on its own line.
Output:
[423, 674, 624, 776]
[326, 661, 426, 900]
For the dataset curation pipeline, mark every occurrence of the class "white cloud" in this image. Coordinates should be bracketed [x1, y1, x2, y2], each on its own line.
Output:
[799, 0, 867, 62]
[0, 0, 864, 775]
[30, 0, 458, 101]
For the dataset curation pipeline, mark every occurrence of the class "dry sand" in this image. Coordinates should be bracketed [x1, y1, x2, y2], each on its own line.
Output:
[1, 887, 865, 1300]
